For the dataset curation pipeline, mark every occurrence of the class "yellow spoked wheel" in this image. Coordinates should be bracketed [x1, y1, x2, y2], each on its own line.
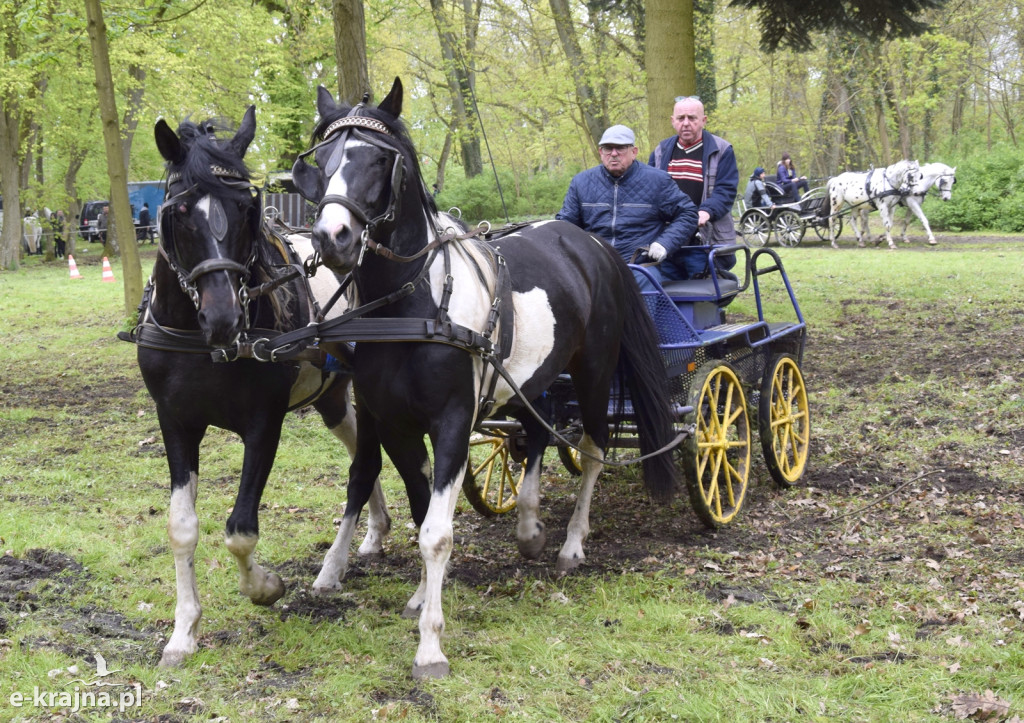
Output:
[461, 432, 524, 516]
[557, 444, 583, 476]
[759, 354, 810, 488]
[681, 362, 751, 528]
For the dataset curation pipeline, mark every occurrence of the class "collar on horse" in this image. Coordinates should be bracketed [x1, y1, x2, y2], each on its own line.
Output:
[864, 165, 912, 208]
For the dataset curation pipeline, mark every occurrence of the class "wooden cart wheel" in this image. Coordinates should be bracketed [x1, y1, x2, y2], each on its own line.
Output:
[739, 210, 771, 248]
[812, 214, 843, 242]
[773, 209, 805, 247]
[462, 432, 524, 516]
[557, 445, 583, 476]
[680, 362, 751, 528]
[758, 354, 810, 488]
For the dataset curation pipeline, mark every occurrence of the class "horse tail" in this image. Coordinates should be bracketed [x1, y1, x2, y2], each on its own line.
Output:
[612, 259, 678, 502]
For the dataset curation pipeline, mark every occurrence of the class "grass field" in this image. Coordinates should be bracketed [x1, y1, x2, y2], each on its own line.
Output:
[1, 235, 1023, 722]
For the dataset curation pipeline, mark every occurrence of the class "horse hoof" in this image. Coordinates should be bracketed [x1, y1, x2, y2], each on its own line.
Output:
[412, 661, 450, 679]
[556, 554, 583, 574]
[401, 604, 420, 620]
[857, 242, 865, 248]
[312, 581, 342, 596]
[250, 573, 285, 606]
[516, 522, 546, 560]
[928, 239, 938, 246]
[158, 647, 191, 668]
[830, 243, 839, 250]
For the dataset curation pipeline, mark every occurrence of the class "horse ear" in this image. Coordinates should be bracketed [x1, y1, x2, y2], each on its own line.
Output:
[378, 77, 403, 118]
[316, 85, 337, 117]
[231, 105, 257, 157]
[291, 154, 324, 202]
[155, 119, 184, 164]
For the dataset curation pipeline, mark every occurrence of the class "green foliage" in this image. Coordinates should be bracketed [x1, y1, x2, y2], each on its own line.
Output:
[437, 167, 577, 224]
[925, 146, 1024, 232]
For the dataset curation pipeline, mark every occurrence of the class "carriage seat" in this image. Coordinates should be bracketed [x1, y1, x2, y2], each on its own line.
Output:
[660, 275, 740, 303]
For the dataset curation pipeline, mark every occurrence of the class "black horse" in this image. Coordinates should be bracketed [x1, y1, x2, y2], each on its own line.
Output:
[127, 107, 390, 667]
[293, 78, 678, 678]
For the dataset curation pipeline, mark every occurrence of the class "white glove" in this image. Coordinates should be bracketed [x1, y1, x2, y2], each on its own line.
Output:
[648, 242, 667, 262]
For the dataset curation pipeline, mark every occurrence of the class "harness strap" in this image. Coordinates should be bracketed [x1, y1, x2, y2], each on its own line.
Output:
[315, 316, 494, 353]
[480, 354, 687, 468]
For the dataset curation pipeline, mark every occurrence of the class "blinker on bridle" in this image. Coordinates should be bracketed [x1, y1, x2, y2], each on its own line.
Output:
[159, 166, 261, 312]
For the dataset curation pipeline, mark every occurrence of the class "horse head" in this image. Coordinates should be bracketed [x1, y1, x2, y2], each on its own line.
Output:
[293, 77, 432, 277]
[154, 106, 262, 348]
[935, 164, 957, 201]
[889, 159, 921, 194]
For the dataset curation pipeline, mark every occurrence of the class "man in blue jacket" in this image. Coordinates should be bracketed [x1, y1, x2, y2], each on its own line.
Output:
[650, 96, 738, 277]
[557, 125, 699, 289]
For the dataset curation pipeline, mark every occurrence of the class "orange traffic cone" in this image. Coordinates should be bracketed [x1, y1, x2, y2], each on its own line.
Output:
[68, 255, 83, 279]
[101, 257, 115, 283]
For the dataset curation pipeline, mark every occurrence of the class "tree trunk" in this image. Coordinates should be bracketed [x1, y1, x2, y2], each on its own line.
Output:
[646, 0, 696, 152]
[0, 102, 22, 270]
[332, 0, 369, 103]
[429, 0, 483, 177]
[549, 0, 606, 150]
[84, 0, 142, 315]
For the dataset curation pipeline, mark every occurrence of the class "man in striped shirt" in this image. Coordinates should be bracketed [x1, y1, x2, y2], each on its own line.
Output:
[650, 96, 738, 278]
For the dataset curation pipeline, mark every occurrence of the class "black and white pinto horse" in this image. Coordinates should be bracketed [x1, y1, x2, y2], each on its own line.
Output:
[292, 78, 678, 678]
[826, 159, 921, 249]
[129, 108, 390, 667]
[892, 162, 957, 245]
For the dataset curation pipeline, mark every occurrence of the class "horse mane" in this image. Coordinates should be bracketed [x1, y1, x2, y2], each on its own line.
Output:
[170, 117, 253, 201]
[310, 100, 439, 218]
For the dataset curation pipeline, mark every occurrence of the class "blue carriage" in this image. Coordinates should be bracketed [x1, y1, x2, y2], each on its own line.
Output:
[463, 243, 810, 528]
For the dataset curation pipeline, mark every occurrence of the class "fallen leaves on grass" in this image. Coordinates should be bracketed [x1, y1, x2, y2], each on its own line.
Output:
[950, 690, 1012, 720]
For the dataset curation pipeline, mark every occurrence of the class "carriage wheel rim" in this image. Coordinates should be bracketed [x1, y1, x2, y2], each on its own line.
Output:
[765, 357, 810, 483]
[466, 435, 522, 514]
[692, 365, 750, 524]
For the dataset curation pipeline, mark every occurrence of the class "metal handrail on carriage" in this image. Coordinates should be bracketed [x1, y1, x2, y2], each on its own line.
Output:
[465, 243, 810, 528]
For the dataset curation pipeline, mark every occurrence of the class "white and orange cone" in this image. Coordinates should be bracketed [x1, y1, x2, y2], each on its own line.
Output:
[68, 255, 83, 279]
[101, 257, 115, 283]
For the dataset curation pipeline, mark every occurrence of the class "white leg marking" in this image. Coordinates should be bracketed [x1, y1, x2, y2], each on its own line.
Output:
[314, 514, 359, 593]
[329, 408, 391, 557]
[224, 532, 284, 606]
[160, 474, 201, 667]
[515, 456, 546, 559]
[402, 562, 428, 619]
[411, 480, 462, 679]
[557, 435, 603, 573]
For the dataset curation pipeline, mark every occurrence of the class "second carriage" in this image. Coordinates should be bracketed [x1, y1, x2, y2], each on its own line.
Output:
[738, 181, 843, 248]
[463, 244, 810, 529]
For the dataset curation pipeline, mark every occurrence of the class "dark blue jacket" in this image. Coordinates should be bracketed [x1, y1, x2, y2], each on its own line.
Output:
[556, 161, 699, 264]
[649, 130, 738, 244]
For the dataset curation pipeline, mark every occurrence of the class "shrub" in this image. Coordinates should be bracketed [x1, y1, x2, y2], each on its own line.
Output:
[437, 168, 577, 225]
[926, 146, 1024, 232]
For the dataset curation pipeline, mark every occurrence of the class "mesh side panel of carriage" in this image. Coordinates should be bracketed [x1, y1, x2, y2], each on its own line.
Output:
[642, 292, 701, 346]
[664, 346, 706, 406]
[722, 345, 770, 409]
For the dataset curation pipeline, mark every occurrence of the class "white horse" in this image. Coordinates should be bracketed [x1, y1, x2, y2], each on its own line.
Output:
[22, 212, 43, 255]
[826, 160, 921, 249]
[892, 162, 956, 246]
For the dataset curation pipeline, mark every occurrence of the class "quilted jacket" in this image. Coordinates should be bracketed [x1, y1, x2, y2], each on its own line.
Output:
[556, 161, 699, 264]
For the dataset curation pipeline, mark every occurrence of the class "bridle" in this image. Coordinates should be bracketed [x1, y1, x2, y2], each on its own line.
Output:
[159, 166, 261, 320]
[294, 109, 410, 266]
